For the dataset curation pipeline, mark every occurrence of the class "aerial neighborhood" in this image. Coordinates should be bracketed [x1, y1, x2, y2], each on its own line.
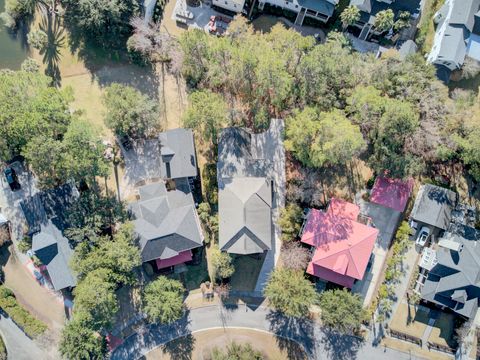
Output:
[1, 0, 480, 359]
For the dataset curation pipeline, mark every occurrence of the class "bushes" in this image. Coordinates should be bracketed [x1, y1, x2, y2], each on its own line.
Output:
[0, 286, 47, 338]
[0, 333, 6, 360]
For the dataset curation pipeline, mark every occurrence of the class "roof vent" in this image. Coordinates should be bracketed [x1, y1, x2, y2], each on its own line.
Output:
[439, 239, 463, 252]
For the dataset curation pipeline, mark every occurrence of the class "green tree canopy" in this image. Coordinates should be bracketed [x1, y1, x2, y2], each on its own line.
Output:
[71, 222, 141, 285]
[61, 0, 139, 49]
[319, 289, 366, 334]
[0, 71, 71, 161]
[278, 203, 303, 242]
[143, 276, 185, 324]
[285, 107, 365, 168]
[374, 9, 394, 33]
[102, 83, 160, 139]
[455, 126, 480, 182]
[264, 269, 317, 317]
[340, 5, 360, 29]
[210, 245, 235, 281]
[183, 90, 228, 145]
[59, 312, 106, 360]
[73, 268, 119, 330]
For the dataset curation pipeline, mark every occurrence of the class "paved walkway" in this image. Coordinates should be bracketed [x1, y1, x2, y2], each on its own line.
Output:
[111, 305, 425, 360]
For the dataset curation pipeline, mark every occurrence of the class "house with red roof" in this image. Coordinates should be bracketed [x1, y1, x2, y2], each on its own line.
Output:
[370, 176, 413, 213]
[301, 198, 379, 288]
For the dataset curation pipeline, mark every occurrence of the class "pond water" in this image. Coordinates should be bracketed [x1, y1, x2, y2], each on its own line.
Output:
[0, 0, 30, 70]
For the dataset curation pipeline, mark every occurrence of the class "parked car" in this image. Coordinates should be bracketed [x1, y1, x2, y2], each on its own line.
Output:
[4, 167, 20, 191]
[415, 226, 430, 247]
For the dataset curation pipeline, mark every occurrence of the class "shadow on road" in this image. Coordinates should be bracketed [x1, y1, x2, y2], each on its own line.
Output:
[160, 333, 195, 360]
[320, 328, 363, 360]
[267, 311, 314, 360]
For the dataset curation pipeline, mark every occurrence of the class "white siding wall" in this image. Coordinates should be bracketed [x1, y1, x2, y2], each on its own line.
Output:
[213, 0, 245, 12]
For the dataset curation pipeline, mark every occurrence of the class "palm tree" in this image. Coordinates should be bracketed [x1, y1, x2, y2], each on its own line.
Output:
[374, 9, 394, 33]
[340, 5, 360, 30]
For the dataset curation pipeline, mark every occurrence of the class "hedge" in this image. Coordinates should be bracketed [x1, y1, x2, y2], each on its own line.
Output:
[0, 286, 47, 338]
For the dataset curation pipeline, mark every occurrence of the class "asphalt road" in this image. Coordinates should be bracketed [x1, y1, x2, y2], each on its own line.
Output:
[111, 305, 424, 360]
[0, 315, 45, 359]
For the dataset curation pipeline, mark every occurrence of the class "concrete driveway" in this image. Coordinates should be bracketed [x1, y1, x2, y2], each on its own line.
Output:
[0, 315, 45, 360]
[111, 304, 425, 360]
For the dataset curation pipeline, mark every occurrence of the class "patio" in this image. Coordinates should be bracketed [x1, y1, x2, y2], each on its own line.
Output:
[171, 0, 231, 32]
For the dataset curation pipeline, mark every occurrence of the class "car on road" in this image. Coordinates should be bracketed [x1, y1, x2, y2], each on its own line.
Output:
[4, 167, 20, 191]
[415, 226, 430, 247]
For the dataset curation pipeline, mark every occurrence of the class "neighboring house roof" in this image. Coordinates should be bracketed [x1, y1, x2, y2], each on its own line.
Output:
[428, 0, 480, 72]
[350, 0, 421, 24]
[32, 221, 76, 291]
[421, 225, 480, 319]
[302, 198, 378, 288]
[219, 177, 272, 254]
[411, 184, 457, 230]
[158, 128, 197, 180]
[371, 176, 413, 212]
[298, 0, 335, 17]
[129, 182, 203, 263]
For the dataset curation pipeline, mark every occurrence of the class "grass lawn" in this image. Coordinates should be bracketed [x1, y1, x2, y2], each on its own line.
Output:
[230, 254, 265, 292]
[389, 303, 429, 339]
[145, 328, 307, 360]
[169, 249, 210, 291]
[417, 0, 445, 54]
[428, 312, 457, 348]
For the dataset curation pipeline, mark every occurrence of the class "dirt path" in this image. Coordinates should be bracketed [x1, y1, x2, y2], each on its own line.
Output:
[145, 328, 307, 360]
[0, 246, 66, 331]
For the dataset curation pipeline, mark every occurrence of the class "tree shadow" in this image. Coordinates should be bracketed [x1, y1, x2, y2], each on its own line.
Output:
[320, 328, 363, 360]
[266, 310, 315, 359]
[39, 12, 65, 86]
[160, 333, 196, 360]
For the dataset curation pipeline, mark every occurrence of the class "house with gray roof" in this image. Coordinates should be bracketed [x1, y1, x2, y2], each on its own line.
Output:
[420, 225, 480, 319]
[129, 182, 204, 269]
[428, 0, 480, 82]
[348, 0, 421, 41]
[20, 183, 78, 291]
[411, 184, 457, 234]
[158, 128, 198, 180]
[32, 221, 76, 291]
[217, 121, 284, 255]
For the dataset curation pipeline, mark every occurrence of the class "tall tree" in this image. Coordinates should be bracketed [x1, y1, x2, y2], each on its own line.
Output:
[183, 90, 229, 145]
[210, 245, 234, 281]
[285, 107, 365, 168]
[319, 289, 366, 334]
[264, 269, 317, 317]
[278, 203, 303, 242]
[340, 5, 360, 30]
[143, 276, 184, 324]
[374, 9, 394, 33]
[73, 268, 119, 330]
[59, 312, 106, 360]
[103, 83, 160, 139]
[0, 71, 71, 161]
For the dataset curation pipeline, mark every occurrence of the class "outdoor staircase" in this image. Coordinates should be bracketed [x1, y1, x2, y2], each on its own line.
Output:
[359, 23, 372, 41]
[294, 8, 306, 26]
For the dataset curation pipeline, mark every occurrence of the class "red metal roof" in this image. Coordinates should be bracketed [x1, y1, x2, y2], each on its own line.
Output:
[155, 250, 192, 269]
[301, 198, 378, 288]
[371, 176, 413, 213]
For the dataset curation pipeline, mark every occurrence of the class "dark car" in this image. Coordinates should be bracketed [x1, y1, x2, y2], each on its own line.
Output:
[4, 167, 20, 191]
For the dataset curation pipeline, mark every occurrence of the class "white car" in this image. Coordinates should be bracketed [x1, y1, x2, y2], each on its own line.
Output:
[415, 226, 430, 247]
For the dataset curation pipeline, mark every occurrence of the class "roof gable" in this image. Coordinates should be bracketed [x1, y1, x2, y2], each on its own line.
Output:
[158, 128, 197, 179]
[411, 184, 457, 230]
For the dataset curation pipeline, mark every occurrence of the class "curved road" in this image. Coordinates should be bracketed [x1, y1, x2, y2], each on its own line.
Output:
[111, 305, 422, 360]
[0, 315, 45, 359]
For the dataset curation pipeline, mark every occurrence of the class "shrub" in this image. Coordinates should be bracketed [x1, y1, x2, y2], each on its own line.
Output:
[0, 286, 47, 338]
[17, 237, 31, 253]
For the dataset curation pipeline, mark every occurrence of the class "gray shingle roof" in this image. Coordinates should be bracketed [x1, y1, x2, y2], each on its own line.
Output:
[421, 226, 480, 319]
[129, 182, 203, 262]
[217, 122, 284, 255]
[158, 129, 197, 180]
[351, 0, 421, 24]
[219, 177, 272, 254]
[450, 0, 480, 31]
[411, 184, 457, 230]
[32, 221, 76, 291]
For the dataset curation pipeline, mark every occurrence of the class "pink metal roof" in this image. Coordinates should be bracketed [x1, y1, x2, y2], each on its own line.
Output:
[155, 250, 192, 269]
[301, 198, 378, 288]
[371, 176, 413, 213]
